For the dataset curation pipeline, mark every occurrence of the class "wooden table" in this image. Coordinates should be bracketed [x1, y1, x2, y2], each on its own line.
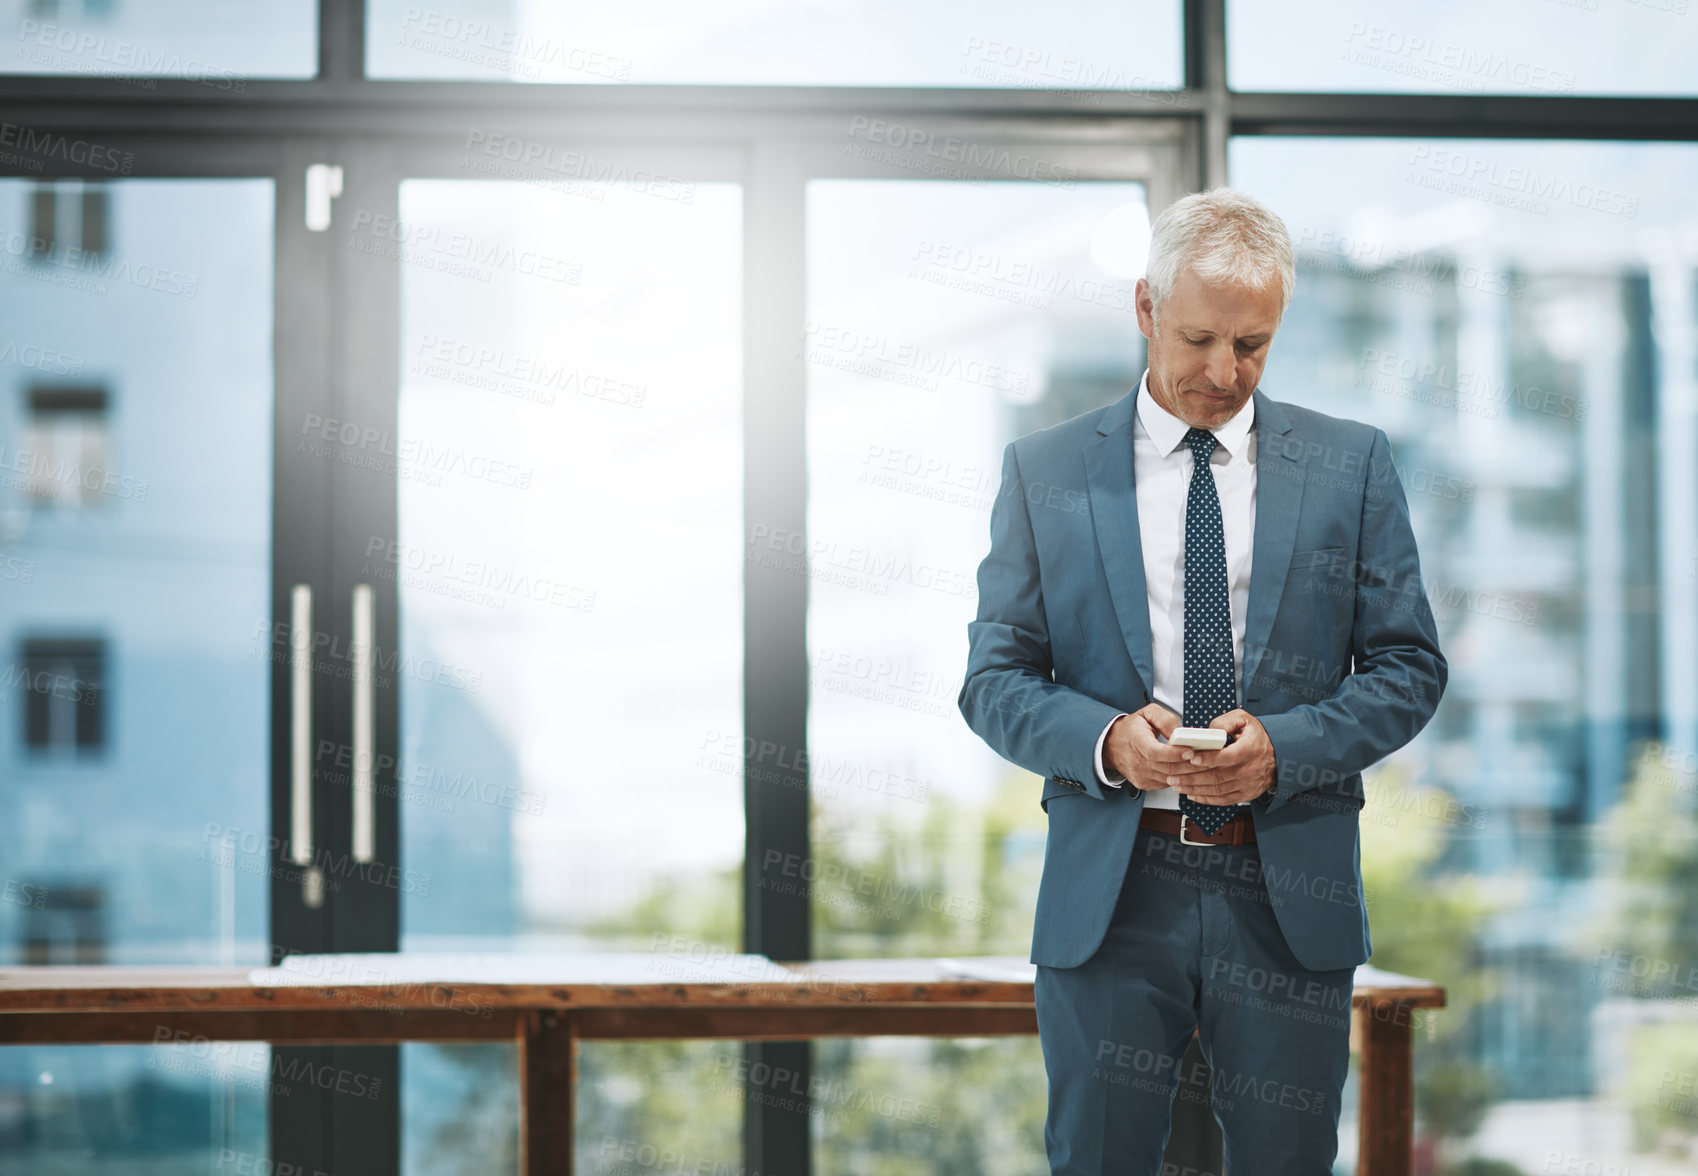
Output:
[0, 953, 1444, 1175]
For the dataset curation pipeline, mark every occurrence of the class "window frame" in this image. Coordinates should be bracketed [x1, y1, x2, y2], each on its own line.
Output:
[3, 1, 1695, 1172]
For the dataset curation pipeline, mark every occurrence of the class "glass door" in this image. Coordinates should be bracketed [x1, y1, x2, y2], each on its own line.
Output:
[0, 143, 317, 1171]
[302, 139, 748, 1174]
[788, 134, 1189, 1174]
[312, 125, 1193, 1174]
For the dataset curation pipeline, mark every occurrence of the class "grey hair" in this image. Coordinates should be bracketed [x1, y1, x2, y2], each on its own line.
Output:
[1145, 187, 1294, 334]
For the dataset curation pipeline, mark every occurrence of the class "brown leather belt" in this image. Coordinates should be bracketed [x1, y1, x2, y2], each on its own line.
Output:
[1138, 806, 1256, 846]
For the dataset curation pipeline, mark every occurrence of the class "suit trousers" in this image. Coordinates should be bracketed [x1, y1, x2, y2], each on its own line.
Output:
[1034, 821, 1354, 1175]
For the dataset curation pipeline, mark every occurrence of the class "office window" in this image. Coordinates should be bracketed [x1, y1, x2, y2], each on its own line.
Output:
[0, 177, 273, 1170]
[366, 0, 1182, 88]
[2, 0, 315, 77]
[28, 183, 109, 259]
[1228, 0, 1698, 96]
[804, 178, 1149, 1173]
[392, 176, 744, 954]
[385, 173, 746, 1175]
[25, 385, 111, 508]
[805, 178, 1149, 957]
[21, 635, 104, 753]
[20, 883, 105, 965]
[1231, 135, 1698, 1173]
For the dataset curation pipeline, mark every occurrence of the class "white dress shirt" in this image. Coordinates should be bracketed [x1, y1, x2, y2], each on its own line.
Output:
[1093, 368, 1257, 807]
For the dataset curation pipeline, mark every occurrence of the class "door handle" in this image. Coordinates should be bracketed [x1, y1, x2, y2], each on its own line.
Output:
[289, 584, 323, 907]
[351, 583, 375, 863]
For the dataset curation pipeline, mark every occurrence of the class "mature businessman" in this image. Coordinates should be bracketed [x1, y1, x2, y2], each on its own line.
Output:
[957, 187, 1447, 1174]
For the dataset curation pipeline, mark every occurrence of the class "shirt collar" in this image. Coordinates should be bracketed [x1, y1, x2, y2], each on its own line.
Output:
[1134, 367, 1256, 459]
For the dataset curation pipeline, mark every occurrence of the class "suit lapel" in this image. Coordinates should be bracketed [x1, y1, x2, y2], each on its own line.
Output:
[1083, 388, 1155, 693]
[1083, 385, 1302, 702]
[1242, 388, 1301, 694]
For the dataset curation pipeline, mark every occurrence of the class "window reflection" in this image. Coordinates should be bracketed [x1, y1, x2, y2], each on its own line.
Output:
[805, 178, 1149, 1172]
[392, 176, 744, 1175]
[1233, 135, 1698, 1173]
[1228, 0, 1698, 97]
[1, 0, 315, 78]
[0, 177, 275, 1170]
[367, 0, 1180, 88]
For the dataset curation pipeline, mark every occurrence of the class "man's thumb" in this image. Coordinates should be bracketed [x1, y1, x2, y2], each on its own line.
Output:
[1142, 704, 1180, 737]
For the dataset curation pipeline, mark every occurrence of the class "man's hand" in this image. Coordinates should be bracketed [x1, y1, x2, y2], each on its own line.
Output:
[1166, 709, 1277, 805]
[1104, 702, 1201, 793]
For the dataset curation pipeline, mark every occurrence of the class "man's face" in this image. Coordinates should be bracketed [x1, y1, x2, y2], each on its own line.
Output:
[1134, 266, 1282, 430]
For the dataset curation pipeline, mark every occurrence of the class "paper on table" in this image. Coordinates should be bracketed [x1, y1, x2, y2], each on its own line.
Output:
[936, 958, 1038, 984]
[1350, 962, 1436, 990]
[247, 950, 786, 988]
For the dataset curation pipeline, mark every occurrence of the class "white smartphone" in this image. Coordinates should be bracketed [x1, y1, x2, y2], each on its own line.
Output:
[1168, 726, 1228, 751]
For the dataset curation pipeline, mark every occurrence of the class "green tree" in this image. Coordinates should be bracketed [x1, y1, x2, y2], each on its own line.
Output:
[1585, 742, 1698, 996]
[1582, 742, 1698, 1159]
[1358, 763, 1503, 1174]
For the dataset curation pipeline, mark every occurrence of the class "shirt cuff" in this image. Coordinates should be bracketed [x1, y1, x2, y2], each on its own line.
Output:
[1095, 712, 1131, 788]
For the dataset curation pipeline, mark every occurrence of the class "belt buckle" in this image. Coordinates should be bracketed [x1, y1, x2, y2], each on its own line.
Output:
[1179, 812, 1209, 846]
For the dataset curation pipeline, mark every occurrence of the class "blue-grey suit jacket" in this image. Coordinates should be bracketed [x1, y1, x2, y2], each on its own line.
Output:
[958, 385, 1448, 973]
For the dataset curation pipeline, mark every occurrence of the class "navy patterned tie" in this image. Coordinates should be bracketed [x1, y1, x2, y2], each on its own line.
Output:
[1179, 426, 1241, 835]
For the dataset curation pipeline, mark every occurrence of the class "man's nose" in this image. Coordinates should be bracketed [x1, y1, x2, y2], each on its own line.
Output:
[1204, 342, 1236, 388]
